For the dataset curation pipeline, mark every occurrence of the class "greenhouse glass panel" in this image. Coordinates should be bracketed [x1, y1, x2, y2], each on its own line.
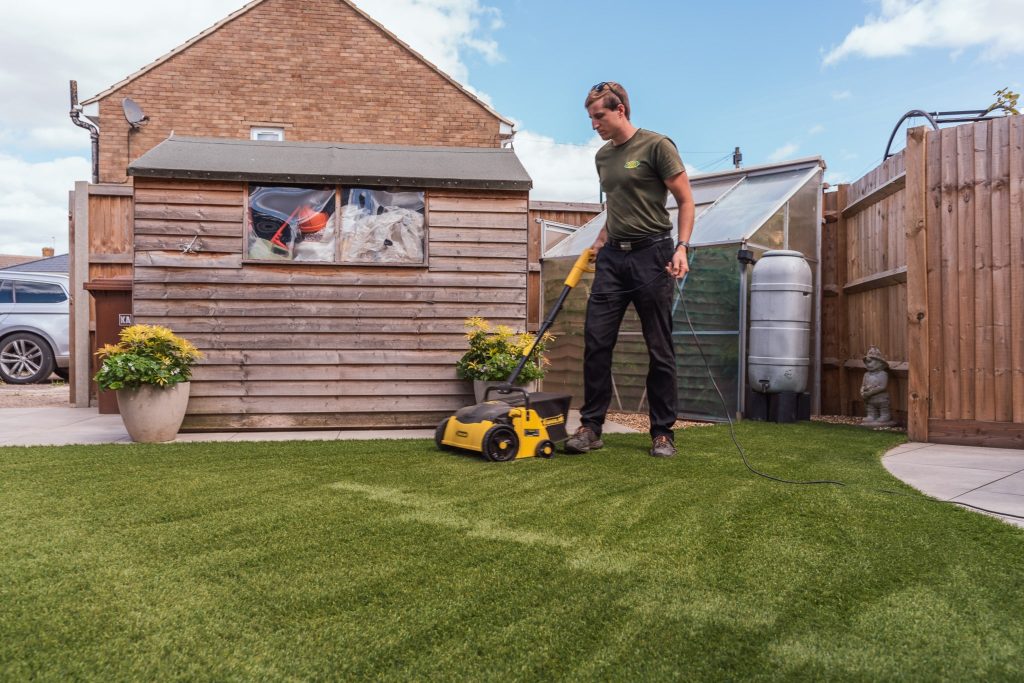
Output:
[691, 168, 815, 245]
[673, 245, 741, 420]
[544, 213, 605, 258]
[675, 334, 739, 421]
[749, 205, 785, 250]
[786, 171, 821, 258]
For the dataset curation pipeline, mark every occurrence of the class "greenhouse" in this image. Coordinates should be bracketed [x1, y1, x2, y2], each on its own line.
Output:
[541, 156, 825, 422]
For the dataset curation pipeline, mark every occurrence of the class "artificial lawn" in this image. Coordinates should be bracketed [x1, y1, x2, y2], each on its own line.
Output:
[1, 422, 1022, 681]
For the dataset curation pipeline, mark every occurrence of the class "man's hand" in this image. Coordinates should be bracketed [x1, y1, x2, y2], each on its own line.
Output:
[667, 246, 689, 279]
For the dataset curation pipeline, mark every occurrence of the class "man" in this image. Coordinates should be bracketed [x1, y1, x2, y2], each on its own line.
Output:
[565, 81, 695, 458]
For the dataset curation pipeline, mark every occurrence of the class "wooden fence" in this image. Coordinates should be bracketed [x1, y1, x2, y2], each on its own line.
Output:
[69, 182, 134, 407]
[821, 116, 1024, 448]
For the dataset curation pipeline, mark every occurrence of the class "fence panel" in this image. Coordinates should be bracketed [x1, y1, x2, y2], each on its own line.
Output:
[822, 117, 1024, 447]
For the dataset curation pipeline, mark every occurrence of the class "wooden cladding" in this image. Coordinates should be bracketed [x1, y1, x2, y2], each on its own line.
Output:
[132, 178, 529, 430]
[821, 116, 1024, 446]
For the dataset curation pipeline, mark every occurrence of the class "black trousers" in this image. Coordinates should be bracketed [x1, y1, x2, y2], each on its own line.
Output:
[580, 238, 677, 439]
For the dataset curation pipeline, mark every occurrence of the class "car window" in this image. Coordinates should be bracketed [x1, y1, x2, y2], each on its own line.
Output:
[0, 281, 11, 303]
[14, 281, 67, 303]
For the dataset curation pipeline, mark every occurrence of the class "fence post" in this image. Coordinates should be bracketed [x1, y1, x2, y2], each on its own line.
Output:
[905, 126, 930, 441]
[835, 184, 850, 415]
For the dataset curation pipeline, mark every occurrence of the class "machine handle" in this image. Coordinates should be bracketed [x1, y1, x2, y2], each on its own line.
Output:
[564, 248, 595, 288]
[484, 385, 531, 411]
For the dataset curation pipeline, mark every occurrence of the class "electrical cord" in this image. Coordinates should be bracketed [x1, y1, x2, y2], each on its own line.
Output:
[670, 269, 1024, 520]
[577, 249, 1024, 519]
[672, 275, 845, 487]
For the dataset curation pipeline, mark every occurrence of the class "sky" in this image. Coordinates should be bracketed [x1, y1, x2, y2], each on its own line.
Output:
[1, 0, 1022, 256]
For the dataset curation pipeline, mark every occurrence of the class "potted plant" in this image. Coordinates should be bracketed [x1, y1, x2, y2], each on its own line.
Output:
[95, 324, 204, 443]
[456, 317, 553, 402]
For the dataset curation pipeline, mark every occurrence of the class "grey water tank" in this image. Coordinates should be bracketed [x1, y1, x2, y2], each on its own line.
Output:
[748, 250, 812, 394]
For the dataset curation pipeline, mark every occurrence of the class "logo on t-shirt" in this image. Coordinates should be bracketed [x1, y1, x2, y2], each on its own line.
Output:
[624, 160, 640, 169]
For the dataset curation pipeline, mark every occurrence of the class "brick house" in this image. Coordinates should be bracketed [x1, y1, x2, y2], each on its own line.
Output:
[81, 0, 514, 182]
[69, 0, 534, 430]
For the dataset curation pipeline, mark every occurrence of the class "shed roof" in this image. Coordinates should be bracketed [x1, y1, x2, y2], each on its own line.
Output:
[128, 136, 533, 191]
[544, 156, 824, 258]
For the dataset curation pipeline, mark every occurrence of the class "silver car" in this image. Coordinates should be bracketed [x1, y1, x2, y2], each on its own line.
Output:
[0, 272, 70, 383]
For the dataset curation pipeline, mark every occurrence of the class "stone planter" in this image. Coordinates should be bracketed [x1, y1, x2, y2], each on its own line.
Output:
[473, 379, 538, 403]
[116, 381, 191, 443]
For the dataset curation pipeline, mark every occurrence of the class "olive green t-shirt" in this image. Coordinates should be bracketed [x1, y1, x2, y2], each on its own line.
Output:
[595, 129, 686, 240]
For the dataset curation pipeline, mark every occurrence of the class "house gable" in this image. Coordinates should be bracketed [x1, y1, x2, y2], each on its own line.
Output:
[86, 0, 511, 182]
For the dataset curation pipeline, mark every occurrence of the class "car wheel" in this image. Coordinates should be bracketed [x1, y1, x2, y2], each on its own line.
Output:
[0, 333, 56, 384]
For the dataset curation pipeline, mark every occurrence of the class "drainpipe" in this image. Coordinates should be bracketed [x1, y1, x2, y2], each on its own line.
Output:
[69, 80, 99, 183]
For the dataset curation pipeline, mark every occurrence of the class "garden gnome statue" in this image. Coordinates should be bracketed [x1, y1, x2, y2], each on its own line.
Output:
[860, 346, 895, 427]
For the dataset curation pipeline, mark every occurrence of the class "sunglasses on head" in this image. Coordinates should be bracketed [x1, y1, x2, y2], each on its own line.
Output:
[591, 81, 623, 104]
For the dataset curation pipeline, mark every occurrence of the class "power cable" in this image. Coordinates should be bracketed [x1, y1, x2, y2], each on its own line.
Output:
[572, 247, 1024, 519]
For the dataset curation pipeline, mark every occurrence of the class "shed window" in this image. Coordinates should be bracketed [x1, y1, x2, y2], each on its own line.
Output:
[340, 188, 425, 264]
[247, 185, 337, 262]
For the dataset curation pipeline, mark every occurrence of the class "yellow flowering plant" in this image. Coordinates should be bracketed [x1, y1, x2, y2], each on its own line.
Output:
[455, 317, 553, 383]
[94, 324, 204, 391]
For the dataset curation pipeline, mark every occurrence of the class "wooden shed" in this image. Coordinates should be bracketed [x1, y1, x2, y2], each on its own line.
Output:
[127, 135, 532, 430]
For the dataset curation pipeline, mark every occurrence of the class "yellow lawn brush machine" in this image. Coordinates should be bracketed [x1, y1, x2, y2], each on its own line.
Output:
[435, 249, 595, 462]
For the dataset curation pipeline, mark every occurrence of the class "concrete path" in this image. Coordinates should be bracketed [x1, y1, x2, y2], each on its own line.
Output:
[0, 406, 637, 447]
[883, 442, 1024, 528]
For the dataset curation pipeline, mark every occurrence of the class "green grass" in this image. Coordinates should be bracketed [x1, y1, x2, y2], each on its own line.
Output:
[2, 422, 1022, 681]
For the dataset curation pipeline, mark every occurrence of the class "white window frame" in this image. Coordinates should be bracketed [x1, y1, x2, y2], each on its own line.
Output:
[250, 127, 285, 141]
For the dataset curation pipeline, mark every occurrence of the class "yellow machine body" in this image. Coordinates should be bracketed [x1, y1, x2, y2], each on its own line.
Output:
[436, 249, 591, 462]
[439, 403, 559, 461]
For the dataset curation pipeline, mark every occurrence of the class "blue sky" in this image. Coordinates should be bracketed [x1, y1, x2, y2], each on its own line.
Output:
[1, 0, 1022, 254]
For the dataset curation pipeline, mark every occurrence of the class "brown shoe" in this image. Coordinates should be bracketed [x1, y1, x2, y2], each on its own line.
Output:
[650, 435, 677, 458]
[565, 426, 604, 453]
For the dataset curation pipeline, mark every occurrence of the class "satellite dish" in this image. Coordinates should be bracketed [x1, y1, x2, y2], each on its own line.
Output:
[122, 97, 148, 129]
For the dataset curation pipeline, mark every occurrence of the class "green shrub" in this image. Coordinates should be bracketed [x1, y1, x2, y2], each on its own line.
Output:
[455, 317, 552, 382]
[94, 324, 203, 391]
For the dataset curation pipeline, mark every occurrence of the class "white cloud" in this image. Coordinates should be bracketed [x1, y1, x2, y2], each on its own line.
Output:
[832, 90, 853, 101]
[513, 131, 602, 202]
[809, 124, 826, 135]
[0, 154, 90, 256]
[354, 0, 504, 85]
[768, 143, 800, 163]
[825, 170, 851, 185]
[824, 0, 1024, 65]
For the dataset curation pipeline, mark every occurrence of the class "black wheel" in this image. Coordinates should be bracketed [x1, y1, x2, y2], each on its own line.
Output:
[535, 440, 555, 459]
[0, 333, 55, 384]
[483, 425, 519, 462]
[53, 367, 69, 381]
[435, 418, 452, 451]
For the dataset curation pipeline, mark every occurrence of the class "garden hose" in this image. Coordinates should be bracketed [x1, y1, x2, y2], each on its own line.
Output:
[582, 250, 1024, 520]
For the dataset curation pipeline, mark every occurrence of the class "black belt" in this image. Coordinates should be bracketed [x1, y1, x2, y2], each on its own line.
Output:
[605, 231, 672, 252]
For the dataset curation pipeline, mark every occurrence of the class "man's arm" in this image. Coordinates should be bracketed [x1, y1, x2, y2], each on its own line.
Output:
[665, 171, 695, 279]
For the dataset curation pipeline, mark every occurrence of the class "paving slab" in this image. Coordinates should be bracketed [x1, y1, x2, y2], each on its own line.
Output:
[950, 490, 1024, 528]
[984, 471, 1024, 496]
[883, 448, 1024, 473]
[882, 461, 1009, 500]
[0, 406, 638, 447]
[884, 442, 1024, 528]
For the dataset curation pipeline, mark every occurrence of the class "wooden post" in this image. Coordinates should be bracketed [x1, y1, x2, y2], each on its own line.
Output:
[835, 184, 851, 415]
[71, 181, 91, 408]
[905, 126, 930, 441]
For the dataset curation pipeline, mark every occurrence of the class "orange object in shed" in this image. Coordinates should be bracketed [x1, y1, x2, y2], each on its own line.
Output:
[297, 206, 329, 233]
